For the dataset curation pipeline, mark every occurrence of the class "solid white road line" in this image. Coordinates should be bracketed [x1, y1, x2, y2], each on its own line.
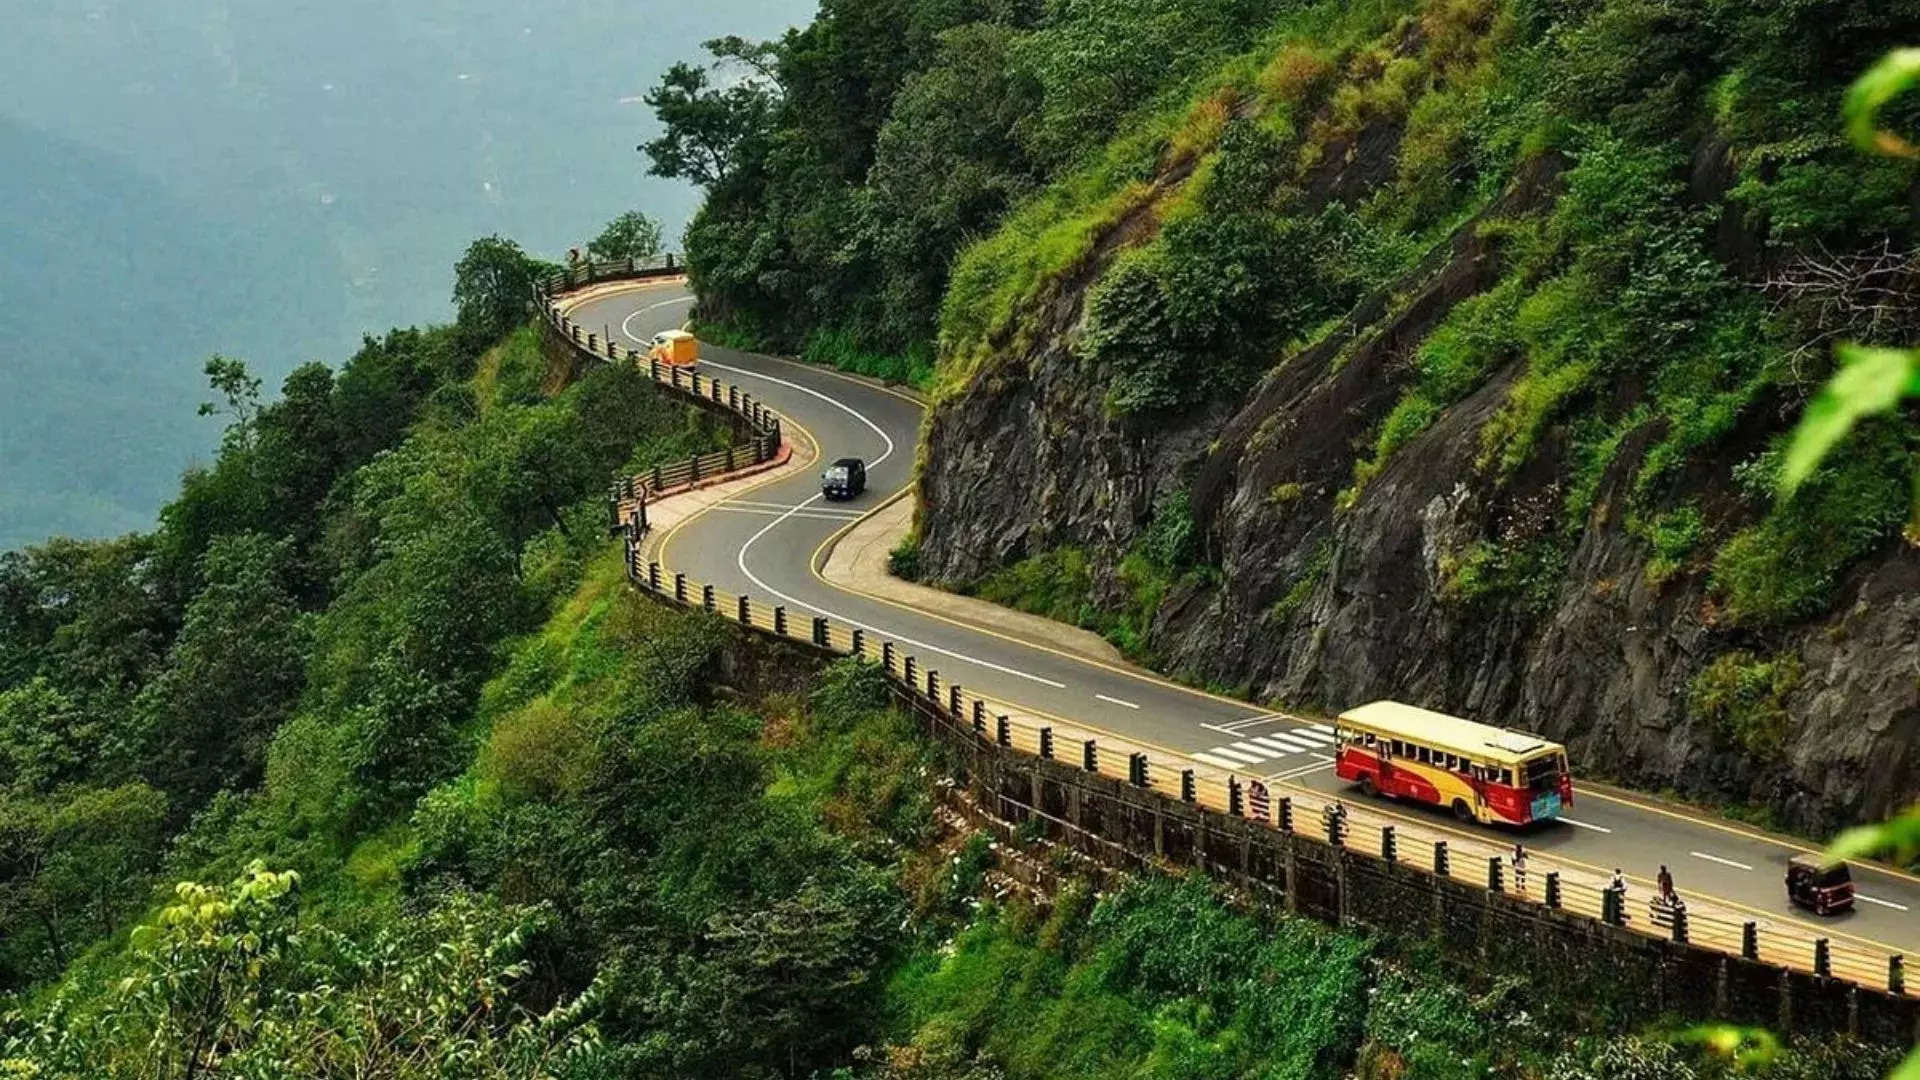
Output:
[1095, 693, 1140, 710]
[711, 356, 1075, 687]
[1855, 893, 1910, 911]
[701, 357, 897, 469]
[1558, 816, 1613, 834]
[619, 294, 697, 343]
[732, 496, 1066, 689]
[1689, 851, 1755, 872]
[728, 498, 865, 516]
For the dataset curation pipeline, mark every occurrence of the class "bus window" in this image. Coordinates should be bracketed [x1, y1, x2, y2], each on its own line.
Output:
[1364, 733, 1376, 747]
[1444, 753, 1458, 771]
[1499, 768, 1514, 786]
[1417, 746, 1431, 764]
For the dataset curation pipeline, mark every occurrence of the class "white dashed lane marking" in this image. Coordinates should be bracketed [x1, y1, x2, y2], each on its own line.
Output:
[1095, 693, 1140, 710]
[1856, 893, 1910, 911]
[1558, 816, 1613, 834]
[1689, 851, 1754, 872]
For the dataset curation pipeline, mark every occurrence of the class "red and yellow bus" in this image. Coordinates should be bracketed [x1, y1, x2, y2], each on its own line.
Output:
[1333, 701, 1573, 826]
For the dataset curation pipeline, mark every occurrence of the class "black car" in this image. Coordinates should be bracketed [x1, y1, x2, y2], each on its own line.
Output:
[821, 457, 866, 500]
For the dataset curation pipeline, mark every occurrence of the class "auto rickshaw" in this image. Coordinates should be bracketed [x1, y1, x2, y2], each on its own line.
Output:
[648, 329, 700, 367]
[1785, 854, 1854, 915]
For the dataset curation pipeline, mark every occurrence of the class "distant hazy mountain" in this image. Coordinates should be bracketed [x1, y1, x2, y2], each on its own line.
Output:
[0, 0, 810, 550]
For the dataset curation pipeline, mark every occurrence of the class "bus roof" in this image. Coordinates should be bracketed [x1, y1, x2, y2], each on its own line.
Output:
[1336, 700, 1561, 764]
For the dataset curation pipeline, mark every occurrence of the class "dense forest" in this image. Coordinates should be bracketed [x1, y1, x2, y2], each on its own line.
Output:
[0, 238, 1899, 1077]
[655, 0, 1920, 834]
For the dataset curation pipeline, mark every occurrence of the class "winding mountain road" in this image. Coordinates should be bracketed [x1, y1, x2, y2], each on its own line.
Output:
[569, 277, 1920, 958]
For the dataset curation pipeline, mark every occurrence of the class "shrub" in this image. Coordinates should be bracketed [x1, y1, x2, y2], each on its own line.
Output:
[1689, 650, 1803, 758]
[1709, 425, 1910, 627]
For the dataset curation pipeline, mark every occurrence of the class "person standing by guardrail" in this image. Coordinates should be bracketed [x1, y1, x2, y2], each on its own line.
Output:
[1511, 843, 1528, 894]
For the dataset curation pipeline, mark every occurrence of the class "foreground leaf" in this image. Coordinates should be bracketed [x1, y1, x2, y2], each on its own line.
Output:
[1845, 48, 1920, 157]
[1780, 344, 1920, 497]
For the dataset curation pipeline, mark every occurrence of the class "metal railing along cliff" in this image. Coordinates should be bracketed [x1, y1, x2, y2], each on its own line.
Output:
[542, 265, 1916, 1016]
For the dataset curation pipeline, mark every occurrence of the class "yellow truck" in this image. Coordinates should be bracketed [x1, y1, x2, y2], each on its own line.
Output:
[646, 329, 700, 367]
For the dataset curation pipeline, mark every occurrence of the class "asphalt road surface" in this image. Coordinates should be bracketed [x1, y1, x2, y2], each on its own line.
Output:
[572, 278, 1920, 956]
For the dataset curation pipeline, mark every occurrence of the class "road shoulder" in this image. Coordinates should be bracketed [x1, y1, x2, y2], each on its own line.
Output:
[818, 491, 1128, 667]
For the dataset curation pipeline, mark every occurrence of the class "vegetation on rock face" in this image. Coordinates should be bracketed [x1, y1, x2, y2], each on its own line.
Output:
[658, 0, 1920, 827]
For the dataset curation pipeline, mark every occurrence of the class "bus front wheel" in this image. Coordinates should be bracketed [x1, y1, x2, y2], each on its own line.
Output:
[1451, 799, 1475, 823]
[1358, 775, 1377, 798]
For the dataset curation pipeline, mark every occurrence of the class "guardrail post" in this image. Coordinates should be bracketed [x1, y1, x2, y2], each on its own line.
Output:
[1742, 922, 1759, 960]
[1544, 871, 1561, 909]
[729, 386, 739, 409]
[996, 716, 1010, 748]
[926, 669, 939, 699]
[650, 358, 661, 382]
[673, 573, 686, 603]
[1082, 739, 1097, 772]
[1433, 841, 1449, 878]
[1814, 939, 1831, 978]
[737, 595, 751, 624]
[1228, 778, 1243, 816]
[903, 656, 916, 687]
[949, 685, 962, 717]
[1602, 887, 1623, 926]
[647, 563, 661, 591]
[1129, 752, 1149, 788]
[1326, 810, 1343, 847]
[774, 606, 788, 636]
[652, 464, 663, 490]
[811, 616, 828, 647]
[587, 332, 597, 350]
[1277, 797, 1293, 834]
[702, 584, 715, 612]
[881, 641, 895, 672]
[850, 628, 864, 657]
[1889, 955, 1904, 996]
[1671, 905, 1688, 945]
[1039, 727, 1053, 759]
[1381, 826, 1396, 864]
[1488, 856, 1504, 893]
[689, 454, 700, 484]
[971, 699, 985, 736]
[1180, 769, 1195, 803]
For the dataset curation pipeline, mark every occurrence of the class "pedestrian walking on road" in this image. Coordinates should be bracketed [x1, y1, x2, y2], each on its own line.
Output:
[1511, 843, 1528, 894]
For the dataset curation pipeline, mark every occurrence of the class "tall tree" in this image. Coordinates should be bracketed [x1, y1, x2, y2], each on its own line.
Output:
[587, 211, 665, 262]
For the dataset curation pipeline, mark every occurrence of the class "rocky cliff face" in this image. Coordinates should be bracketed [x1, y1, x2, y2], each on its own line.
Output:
[917, 148, 1920, 835]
